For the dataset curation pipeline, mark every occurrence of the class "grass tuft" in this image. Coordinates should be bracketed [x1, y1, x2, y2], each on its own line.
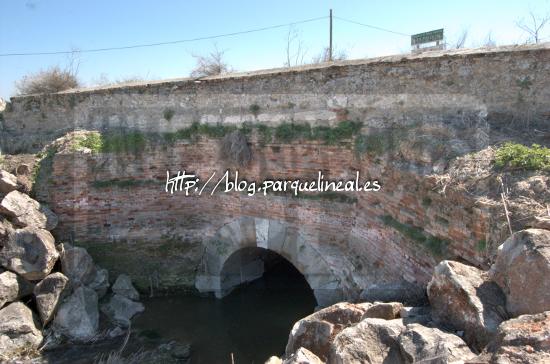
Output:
[494, 142, 550, 171]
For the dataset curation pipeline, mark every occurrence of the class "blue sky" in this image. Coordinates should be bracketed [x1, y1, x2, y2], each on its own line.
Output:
[1, 0, 549, 99]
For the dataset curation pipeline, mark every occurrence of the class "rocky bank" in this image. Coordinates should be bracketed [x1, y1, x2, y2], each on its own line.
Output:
[0, 168, 145, 362]
[270, 227, 550, 364]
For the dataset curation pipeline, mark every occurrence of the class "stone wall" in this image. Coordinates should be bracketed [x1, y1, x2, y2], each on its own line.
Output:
[39, 134, 492, 303]
[1, 44, 549, 154]
[6, 43, 549, 304]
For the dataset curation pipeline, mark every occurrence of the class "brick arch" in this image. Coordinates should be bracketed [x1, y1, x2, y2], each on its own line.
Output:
[195, 217, 343, 306]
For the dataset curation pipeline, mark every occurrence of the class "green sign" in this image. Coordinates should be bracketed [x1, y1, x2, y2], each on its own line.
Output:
[411, 29, 444, 46]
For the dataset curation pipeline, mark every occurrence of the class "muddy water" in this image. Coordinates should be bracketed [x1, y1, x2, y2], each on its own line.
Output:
[133, 259, 317, 364]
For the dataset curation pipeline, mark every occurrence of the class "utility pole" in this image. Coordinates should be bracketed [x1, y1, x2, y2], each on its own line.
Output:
[329, 9, 333, 61]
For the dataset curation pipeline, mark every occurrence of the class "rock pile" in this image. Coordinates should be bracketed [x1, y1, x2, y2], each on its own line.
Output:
[277, 228, 550, 364]
[0, 169, 144, 361]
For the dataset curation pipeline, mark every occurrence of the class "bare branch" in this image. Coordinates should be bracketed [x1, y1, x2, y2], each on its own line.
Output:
[516, 10, 550, 43]
[190, 45, 233, 78]
[453, 29, 469, 49]
[284, 26, 308, 67]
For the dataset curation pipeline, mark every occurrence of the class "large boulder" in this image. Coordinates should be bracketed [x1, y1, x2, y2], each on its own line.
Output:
[285, 302, 372, 361]
[112, 274, 139, 301]
[60, 244, 97, 286]
[0, 302, 43, 359]
[0, 170, 18, 194]
[397, 323, 476, 363]
[0, 270, 34, 308]
[0, 190, 58, 230]
[484, 311, 550, 363]
[34, 272, 69, 325]
[283, 347, 323, 364]
[88, 267, 109, 299]
[427, 260, 507, 351]
[362, 302, 403, 320]
[0, 226, 58, 281]
[52, 286, 99, 341]
[328, 318, 405, 364]
[100, 294, 144, 327]
[490, 229, 550, 316]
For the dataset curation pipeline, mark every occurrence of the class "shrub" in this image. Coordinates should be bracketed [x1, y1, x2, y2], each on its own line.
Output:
[163, 109, 175, 121]
[74, 133, 103, 153]
[15, 66, 80, 95]
[494, 142, 550, 171]
[189, 47, 233, 78]
[101, 132, 146, 154]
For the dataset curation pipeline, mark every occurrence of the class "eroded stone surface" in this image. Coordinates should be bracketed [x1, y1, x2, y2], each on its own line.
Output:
[0, 302, 43, 359]
[362, 302, 403, 320]
[397, 323, 476, 363]
[100, 294, 144, 327]
[112, 274, 139, 301]
[0, 227, 58, 281]
[484, 311, 550, 364]
[34, 272, 69, 325]
[60, 244, 97, 286]
[0, 270, 33, 308]
[328, 318, 405, 364]
[0, 190, 58, 230]
[283, 347, 324, 364]
[0, 170, 18, 194]
[285, 302, 372, 361]
[53, 286, 99, 341]
[490, 229, 550, 316]
[427, 260, 507, 351]
[88, 267, 109, 299]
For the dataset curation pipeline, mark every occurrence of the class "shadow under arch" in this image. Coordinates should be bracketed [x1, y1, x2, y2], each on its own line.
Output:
[195, 217, 343, 307]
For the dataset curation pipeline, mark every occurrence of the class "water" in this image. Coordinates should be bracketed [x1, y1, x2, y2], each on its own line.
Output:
[133, 258, 317, 364]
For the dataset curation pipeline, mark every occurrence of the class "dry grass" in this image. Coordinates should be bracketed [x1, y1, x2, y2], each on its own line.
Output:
[219, 130, 252, 167]
[15, 66, 80, 95]
[432, 146, 549, 247]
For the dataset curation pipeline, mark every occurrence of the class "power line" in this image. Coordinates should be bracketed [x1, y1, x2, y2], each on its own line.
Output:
[334, 16, 410, 37]
[0, 16, 328, 57]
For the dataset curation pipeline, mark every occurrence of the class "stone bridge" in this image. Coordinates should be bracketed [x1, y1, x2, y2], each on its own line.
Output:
[2, 43, 549, 306]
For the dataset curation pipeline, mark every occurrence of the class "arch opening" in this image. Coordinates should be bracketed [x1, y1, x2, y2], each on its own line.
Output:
[195, 217, 344, 307]
[219, 247, 317, 305]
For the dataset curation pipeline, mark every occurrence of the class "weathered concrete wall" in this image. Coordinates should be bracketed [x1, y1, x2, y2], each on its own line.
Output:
[6, 43, 549, 305]
[1, 44, 549, 154]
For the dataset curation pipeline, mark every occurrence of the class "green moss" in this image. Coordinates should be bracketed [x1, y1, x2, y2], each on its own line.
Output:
[494, 142, 550, 171]
[274, 120, 362, 144]
[381, 215, 449, 257]
[249, 104, 261, 117]
[79, 239, 200, 292]
[476, 240, 487, 252]
[73, 132, 103, 153]
[516, 77, 532, 90]
[31, 146, 57, 198]
[101, 131, 147, 154]
[163, 108, 175, 121]
[421, 197, 432, 207]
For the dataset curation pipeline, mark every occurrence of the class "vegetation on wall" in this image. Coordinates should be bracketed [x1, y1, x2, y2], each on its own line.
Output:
[163, 108, 175, 121]
[494, 142, 550, 171]
[381, 215, 450, 257]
